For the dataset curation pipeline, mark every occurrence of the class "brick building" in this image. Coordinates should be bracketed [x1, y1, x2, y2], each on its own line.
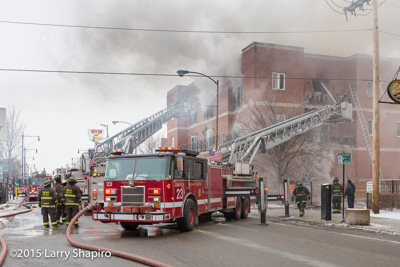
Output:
[167, 42, 400, 195]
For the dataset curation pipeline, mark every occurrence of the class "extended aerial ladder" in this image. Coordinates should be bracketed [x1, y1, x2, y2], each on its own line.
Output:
[218, 102, 353, 165]
[349, 84, 384, 180]
[94, 101, 189, 163]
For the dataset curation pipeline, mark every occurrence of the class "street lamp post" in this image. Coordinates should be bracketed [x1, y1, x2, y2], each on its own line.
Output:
[100, 124, 109, 138]
[112, 121, 135, 153]
[21, 133, 40, 179]
[112, 121, 132, 126]
[177, 70, 220, 150]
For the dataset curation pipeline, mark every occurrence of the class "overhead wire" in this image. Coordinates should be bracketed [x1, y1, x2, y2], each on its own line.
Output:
[0, 68, 392, 83]
[0, 20, 369, 34]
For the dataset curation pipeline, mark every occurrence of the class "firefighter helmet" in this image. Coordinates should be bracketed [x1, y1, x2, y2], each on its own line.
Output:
[333, 177, 339, 183]
[296, 181, 303, 186]
[68, 177, 77, 184]
[54, 175, 61, 183]
[43, 179, 51, 187]
[62, 179, 68, 186]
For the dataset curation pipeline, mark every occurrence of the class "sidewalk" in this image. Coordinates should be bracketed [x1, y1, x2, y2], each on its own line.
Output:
[266, 203, 400, 236]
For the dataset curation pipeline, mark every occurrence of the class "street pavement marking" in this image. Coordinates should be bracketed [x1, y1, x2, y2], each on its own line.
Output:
[339, 233, 400, 245]
[194, 229, 205, 233]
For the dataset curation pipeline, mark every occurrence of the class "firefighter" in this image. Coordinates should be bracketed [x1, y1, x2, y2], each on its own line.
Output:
[53, 175, 63, 225]
[331, 177, 343, 213]
[38, 179, 58, 228]
[63, 177, 81, 227]
[291, 181, 310, 217]
[341, 93, 351, 103]
[61, 179, 68, 224]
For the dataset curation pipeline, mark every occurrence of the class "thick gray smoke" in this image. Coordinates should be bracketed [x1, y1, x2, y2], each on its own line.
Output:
[61, 1, 398, 100]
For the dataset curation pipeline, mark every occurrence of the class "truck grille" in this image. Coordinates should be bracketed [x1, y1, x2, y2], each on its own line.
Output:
[121, 186, 144, 205]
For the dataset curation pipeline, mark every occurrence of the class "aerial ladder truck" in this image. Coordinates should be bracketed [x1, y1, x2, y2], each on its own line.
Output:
[92, 99, 352, 231]
[80, 101, 189, 209]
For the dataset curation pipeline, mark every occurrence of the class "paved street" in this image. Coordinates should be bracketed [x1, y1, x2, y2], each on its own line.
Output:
[1, 205, 400, 267]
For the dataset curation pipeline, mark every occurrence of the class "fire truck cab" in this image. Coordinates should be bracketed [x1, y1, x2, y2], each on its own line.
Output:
[92, 147, 259, 232]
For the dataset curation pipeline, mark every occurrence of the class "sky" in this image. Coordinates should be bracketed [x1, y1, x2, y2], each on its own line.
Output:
[0, 0, 399, 174]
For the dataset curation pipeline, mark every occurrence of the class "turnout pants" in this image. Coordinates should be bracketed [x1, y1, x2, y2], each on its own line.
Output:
[296, 198, 307, 215]
[65, 205, 79, 225]
[61, 205, 67, 223]
[41, 207, 57, 227]
[332, 196, 342, 213]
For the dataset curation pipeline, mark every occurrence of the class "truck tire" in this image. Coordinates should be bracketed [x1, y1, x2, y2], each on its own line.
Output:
[120, 222, 139, 231]
[177, 199, 196, 232]
[230, 197, 242, 220]
[241, 197, 250, 219]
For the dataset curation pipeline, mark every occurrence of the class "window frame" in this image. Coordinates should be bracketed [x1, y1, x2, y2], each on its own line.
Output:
[367, 81, 373, 98]
[234, 86, 242, 109]
[190, 133, 198, 150]
[272, 72, 286, 91]
[368, 119, 373, 136]
[275, 114, 286, 123]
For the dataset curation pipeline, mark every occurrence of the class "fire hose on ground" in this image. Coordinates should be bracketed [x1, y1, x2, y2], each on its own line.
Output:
[66, 204, 172, 267]
[0, 203, 34, 265]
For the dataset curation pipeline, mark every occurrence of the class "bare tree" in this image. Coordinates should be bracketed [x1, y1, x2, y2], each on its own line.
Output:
[234, 92, 334, 190]
[137, 131, 165, 154]
[0, 105, 25, 178]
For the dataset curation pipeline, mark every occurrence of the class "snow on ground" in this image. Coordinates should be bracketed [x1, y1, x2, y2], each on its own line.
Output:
[370, 209, 400, 220]
[0, 197, 27, 229]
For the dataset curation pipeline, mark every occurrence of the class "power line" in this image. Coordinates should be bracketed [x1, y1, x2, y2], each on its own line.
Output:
[325, 0, 346, 14]
[381, 30, 400, 37]
[0, 68, 390, 82]
[0, 20, 370, 34]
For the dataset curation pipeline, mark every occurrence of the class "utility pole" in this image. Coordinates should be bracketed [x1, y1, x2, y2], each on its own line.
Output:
[372, 0, 380, 214]
[341, 0, 380, 214]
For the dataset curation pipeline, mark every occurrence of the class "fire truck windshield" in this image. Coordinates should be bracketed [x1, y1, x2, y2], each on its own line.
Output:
[30, 178, 45, 185]
[105, 157, 172, 181]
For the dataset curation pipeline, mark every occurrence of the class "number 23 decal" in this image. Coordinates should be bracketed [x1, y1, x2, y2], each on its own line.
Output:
[176, 188, 184, 199]
[106, 182, 112, 187]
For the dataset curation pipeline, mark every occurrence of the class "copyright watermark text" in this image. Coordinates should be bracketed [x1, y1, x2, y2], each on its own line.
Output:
[9, 248, 112, 260]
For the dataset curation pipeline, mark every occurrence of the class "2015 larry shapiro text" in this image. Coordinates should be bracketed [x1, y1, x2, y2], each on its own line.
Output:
[9, 248, 112, 260]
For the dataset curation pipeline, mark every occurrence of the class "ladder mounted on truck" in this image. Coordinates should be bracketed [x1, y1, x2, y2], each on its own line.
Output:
[349, 84, 384, 180]
[94, 101, 189, 162]
[218, 102, 353, 165]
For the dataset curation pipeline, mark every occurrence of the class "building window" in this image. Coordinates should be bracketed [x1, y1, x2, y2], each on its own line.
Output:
[234, 86, 242, 109]
[367, 81, 373, 98]
[368, 119, 373, 136]
[191, 133, 198, 150]
[272, 72, 285, 90]
[397, 121, 400, 137]
[190, 103, 197, 125]
[275, 114, 285, 123]
[204, 106, 213, 120]
[205, 128, 213, 149]
[171, 136, 175, 147]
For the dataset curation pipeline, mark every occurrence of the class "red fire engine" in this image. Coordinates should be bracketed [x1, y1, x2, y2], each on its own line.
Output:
[92, 147, 259, 231]
[15, 178, 29, 196]
[28, 177, 46, 201]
